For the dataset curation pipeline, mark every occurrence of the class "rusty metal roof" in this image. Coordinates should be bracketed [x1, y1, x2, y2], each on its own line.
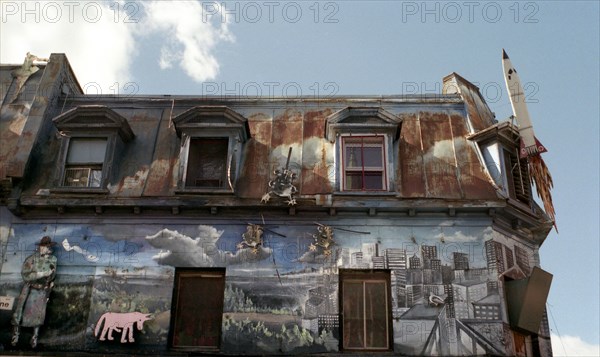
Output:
[2, 54, 504, 211]
[15, 95, 498, 203]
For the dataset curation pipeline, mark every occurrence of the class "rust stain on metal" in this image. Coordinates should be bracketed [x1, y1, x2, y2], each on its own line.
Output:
[237, 119, 272, 198]
[399, 113, 426, 197]
[143, 109, 179, 196]
[271, 109, 303, 148]
[301, 109, 333, 194]
[449, 113, 498, 199]
[456, 80, 496, 132]
[301, 136, 333, 194]
[303, 109, 332, 138]
[419, 111, 462, 199]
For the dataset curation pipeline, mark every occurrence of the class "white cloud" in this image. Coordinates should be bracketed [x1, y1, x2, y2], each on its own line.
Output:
[551, 334, 600, 357]
[1, 1, 135, 92]
[434, 229, 479, 242]
[142, 1, 234, 82]
[0, 1, 233, 92]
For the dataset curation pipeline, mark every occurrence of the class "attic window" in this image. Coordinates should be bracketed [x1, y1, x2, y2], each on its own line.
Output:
[173, 106, 250, 194]
[325, 107, 401, 193]
[467, 122, 532, 206]
[52, 105, 134, 192]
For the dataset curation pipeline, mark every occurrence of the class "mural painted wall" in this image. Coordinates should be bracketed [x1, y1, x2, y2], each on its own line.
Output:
[0, 218, 538, 355]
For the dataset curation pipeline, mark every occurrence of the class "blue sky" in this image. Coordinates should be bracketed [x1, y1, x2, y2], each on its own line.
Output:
[1, 1, 599, 355]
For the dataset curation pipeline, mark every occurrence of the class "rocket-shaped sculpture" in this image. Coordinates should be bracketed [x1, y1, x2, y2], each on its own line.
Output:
[502, 49, 547, 158]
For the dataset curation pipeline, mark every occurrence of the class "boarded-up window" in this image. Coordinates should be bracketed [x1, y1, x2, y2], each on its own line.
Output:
[340, 270, 391, 350]
[342, 136, 387, 191]
[63, 138, 107, 187]
[186, 138, 229, 188]
[171, 269, 225, 350]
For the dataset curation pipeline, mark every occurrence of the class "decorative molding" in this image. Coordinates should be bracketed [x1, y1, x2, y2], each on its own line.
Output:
[325, 106, 402, 142]
[172, 106, 251, 142]
[53, 105, 134, 142]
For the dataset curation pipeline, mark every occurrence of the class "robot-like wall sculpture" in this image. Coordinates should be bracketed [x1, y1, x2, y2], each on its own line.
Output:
[309, 224, 335, 257]
[237, 223, 264, 254]
[261, 147, 297, 206]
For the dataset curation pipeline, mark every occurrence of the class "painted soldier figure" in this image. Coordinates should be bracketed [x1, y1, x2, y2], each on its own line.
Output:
[11, 236, 57, 348]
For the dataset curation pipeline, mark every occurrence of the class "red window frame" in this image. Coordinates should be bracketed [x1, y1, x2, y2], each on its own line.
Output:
[341, 135, 388, 191]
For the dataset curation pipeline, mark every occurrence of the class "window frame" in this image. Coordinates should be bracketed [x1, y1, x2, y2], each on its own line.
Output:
[60, 136, 110, 189]
[178, 134, 239, 193]
[468, 122, 533, 207]
[172, 106, 250, 194]
[339, 269, 393, 352]
[340, 135, 389, 192]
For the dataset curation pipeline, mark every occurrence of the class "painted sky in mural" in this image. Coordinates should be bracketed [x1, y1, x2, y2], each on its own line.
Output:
[2, 221, 497, 278]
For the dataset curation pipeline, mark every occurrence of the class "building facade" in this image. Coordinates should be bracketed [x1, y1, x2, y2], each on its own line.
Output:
[0, 54, 553, 356]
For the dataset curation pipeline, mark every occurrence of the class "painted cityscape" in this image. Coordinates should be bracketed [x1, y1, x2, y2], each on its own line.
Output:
[0, 221, 534, 355]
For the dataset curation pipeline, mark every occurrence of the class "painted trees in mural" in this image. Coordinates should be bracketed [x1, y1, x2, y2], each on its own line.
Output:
[94, 312, 152, 343]
[11, 236, 57, 348]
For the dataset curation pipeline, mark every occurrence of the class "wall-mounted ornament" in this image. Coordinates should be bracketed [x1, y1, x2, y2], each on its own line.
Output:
[237, 223, 264, 254]
[94, 312, 152, 343]
[261, 147, 298, 205]
[309, 223, 335, 257]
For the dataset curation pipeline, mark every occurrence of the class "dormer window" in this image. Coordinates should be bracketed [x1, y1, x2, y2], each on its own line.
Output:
[326, 107, 401, 193]
[173, 106, 250, 193]
[52, 105, 134, 192]
[468, 122, 531, 206]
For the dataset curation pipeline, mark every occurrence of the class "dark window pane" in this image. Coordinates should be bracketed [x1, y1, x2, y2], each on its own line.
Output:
[363, 172, 383, 190]
[345, 172, 363, 190]
[362, 146, 383, 168]
[186, 138, 228, 188]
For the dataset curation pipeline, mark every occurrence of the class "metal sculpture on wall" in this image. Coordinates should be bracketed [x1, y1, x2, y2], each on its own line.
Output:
[237, 223, 264, 253]
[261, 147, 298, 205]
[309, 223, 335, 257]
[94, 312, 152, 343]
[11, 236, 57, 348]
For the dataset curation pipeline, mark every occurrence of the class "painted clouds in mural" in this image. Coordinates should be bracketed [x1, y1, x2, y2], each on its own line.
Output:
[145, 226, 272, 267]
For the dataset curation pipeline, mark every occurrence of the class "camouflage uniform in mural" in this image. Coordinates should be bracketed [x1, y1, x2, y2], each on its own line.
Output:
[11, 236, 57, 348]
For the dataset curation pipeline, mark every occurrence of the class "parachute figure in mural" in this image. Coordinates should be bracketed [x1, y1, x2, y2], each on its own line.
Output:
[11, 236, 57, 348]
